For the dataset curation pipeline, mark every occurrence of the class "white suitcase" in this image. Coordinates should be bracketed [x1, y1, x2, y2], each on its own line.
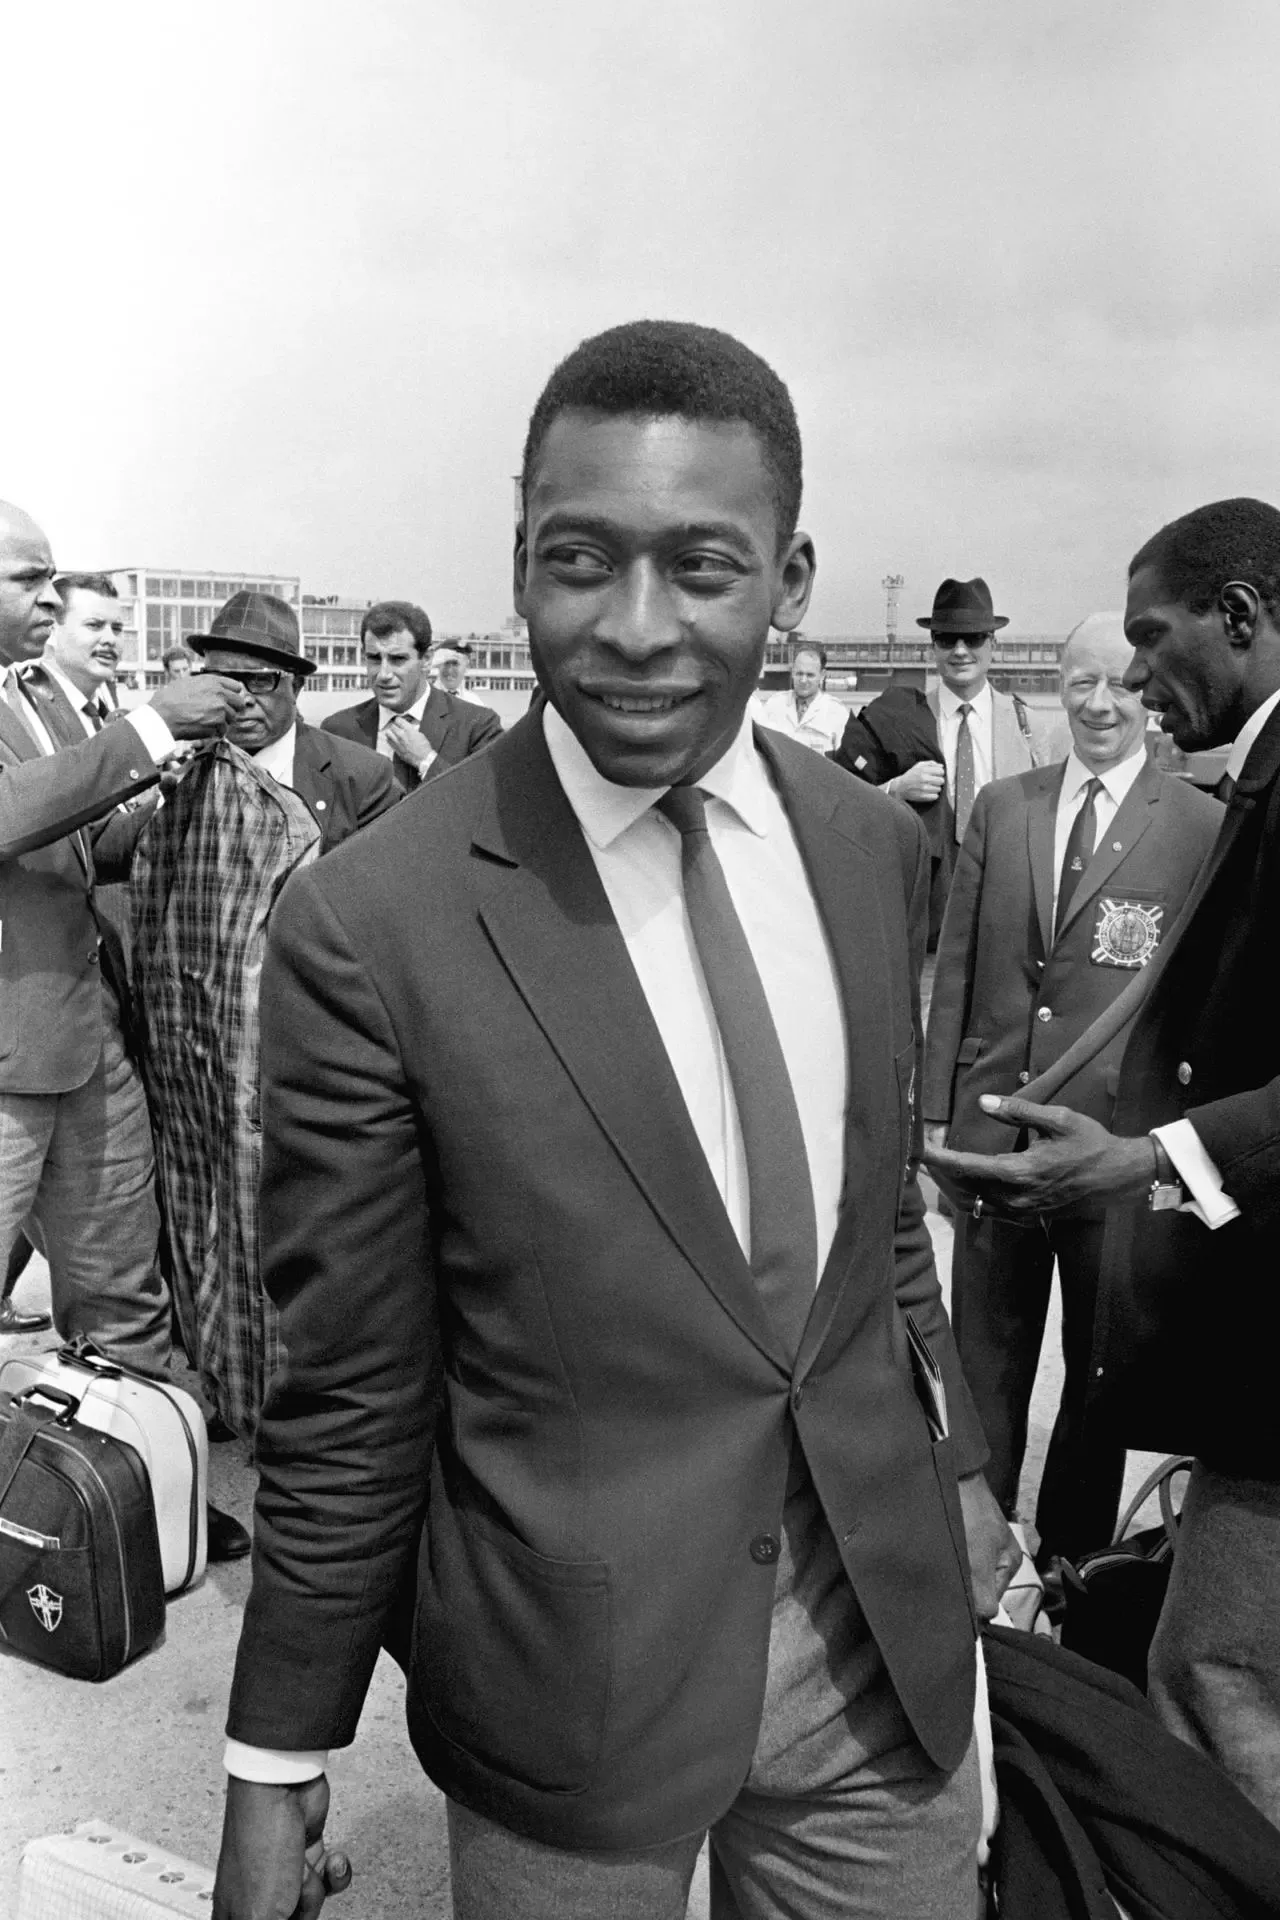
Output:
[18, 1820, 215, 1918]
[0, 1340, 207, 1594]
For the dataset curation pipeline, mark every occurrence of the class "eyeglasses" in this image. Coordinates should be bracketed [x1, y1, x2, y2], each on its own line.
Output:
[201, 668, 288, 694]
[930, 633, 994, 651]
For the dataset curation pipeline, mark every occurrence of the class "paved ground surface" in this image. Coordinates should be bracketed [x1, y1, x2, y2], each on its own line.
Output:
[0, 1222, 1163, 1919]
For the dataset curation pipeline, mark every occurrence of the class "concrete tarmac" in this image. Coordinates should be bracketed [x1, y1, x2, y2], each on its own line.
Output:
[0, 1223, 1163, 1919]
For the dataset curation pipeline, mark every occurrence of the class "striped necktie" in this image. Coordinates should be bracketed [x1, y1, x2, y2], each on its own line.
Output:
[658, 784, 817, 1357]
[954, 702, 976, 841]
[1056, 776, 1102, 937]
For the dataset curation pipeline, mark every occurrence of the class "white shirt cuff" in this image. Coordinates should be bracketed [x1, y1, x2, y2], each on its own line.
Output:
[1153, 1120, 1242, 1230]
[126, 704, 177, 765]
[223, 1740, 329, 1784]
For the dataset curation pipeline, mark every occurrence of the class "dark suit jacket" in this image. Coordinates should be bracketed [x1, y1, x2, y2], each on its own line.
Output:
[228, 714, 988, 1850]
[1089, 701, 1280, 1474]
[925, 754, 1220, 1159]
[290, 722, 399, 854]
[832, 684, 1046, 942]
[322, 685, 502, 792]
[0, 685, 162, 1092]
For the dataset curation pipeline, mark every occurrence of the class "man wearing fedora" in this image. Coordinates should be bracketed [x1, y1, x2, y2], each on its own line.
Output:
[191, 592, 400, 854]
[832, 578, 1047, 943]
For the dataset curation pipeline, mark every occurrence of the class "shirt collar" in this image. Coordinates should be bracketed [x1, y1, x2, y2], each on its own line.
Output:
[1059, 741, 1147, 808]
[1226, 686, 1280, 782]
[543, 704, 773, 851]
[251, 722, 298, 785]
[937, 678, 992, 721]
[378, 688, 430, 731]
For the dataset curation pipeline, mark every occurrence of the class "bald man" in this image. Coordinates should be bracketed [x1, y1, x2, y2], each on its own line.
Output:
[922, 615, 1221, 1565]
[0, 503, 254, 1556]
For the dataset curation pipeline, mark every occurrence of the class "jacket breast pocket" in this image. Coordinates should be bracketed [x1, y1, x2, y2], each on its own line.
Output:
[415, 1471, 611, 1794]
[956, 1035, 984, 1067]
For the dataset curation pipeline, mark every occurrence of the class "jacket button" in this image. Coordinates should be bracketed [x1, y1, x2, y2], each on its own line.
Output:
[1037, 1006, 1052, 1023]
[315, 799, 326, 810]
[128, 768, 140, 780]
[750, 1534, 780, 1565]
[1177, 1062, 1192, 1086]
[88, 948, 100, 965]
[1018, 1070, 1030, 1084]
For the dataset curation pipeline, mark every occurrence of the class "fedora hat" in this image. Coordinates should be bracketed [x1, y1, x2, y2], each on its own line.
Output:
[190, 590, 316, 677]
[916, 577, 1009, 634]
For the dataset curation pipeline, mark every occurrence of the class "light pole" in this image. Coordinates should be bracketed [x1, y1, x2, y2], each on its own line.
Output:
[882, 574, 904, 676]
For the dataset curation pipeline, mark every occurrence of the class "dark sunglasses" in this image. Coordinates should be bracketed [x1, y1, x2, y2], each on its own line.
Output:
[201, 668, 288, 694]
[931, 632, 994, 651]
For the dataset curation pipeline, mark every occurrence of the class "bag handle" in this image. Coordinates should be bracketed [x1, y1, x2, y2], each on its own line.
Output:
[1112, 1454, 1194, 1552]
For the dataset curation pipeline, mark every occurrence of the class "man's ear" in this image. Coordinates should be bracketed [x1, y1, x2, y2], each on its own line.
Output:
[770, 530, 817, 633]
[1220, 580, 1261, 645]
[513, 524, 529, 617]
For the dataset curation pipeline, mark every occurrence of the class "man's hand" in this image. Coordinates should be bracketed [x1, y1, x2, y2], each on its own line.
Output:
[923, 1122, 948, 1156]
[383, 715, 433, 771]
[957, 1472, 1020, 1620]
[886, 760, 946, 806]
[149, 673, 248, 740]
[213, 1775, 351, 1920]
[924, 1096, 1157, 1218]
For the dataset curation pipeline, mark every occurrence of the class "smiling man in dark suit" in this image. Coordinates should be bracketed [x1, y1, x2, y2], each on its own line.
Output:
[191, 591, 399, 854]
[323, 599, 501, 789]
[924, 613, 1219, 1568]
[928, 498, 1280, 1825]
[215, 322, 1016, 1920]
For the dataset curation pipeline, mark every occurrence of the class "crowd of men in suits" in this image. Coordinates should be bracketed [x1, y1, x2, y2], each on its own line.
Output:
[4, 317, 1280, 1915]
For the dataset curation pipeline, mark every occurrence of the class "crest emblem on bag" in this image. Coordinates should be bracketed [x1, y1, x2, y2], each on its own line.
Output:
[1092, 898, 1162, 969]
[27, 1583, 62, 1631]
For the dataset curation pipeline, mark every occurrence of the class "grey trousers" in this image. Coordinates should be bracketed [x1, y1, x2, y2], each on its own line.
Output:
[0, 985, 171, 1377]
[1149, 1460, 1280, 1829]
[448, 1477, 982, 1919]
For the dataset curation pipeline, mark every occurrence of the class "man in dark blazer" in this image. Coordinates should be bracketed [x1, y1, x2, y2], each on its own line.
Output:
[924, 614, 1219, 1564]
[928, 497, 1280, 1826]
[191, 591, 399, 854]
[215, 323, 1016, 1920]
[323, 598, 501, 790]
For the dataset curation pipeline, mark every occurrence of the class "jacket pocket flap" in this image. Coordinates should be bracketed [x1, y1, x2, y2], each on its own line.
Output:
[957, 1036, 984, 1065]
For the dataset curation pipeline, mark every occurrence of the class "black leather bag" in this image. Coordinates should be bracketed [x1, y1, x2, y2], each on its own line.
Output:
[1059, 1455, 1192, 1693]
[0, 1386, 165, 1680]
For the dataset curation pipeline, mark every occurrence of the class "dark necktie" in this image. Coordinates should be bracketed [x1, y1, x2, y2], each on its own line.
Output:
[1215, 771, 1236, 805]
[658, 785, 818, 1356]
[83, 700, 103, 733]
[1056, 776, 1102, 937]
[954, 702, 975, 842]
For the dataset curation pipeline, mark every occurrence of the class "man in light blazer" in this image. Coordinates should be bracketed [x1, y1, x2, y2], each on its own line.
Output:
[323, 599, 501, 789]
[215, 323, 1016, 1920]
[924, 614, 1219, 1564]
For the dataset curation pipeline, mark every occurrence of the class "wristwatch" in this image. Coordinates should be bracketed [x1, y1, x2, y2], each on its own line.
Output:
[1148, 1133, 1185, 1212]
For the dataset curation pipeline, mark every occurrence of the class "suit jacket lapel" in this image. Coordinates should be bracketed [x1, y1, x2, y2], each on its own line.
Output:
[2, 668, 93, 876]
[353, 699, 379, 749]
[474, 717, 790, 1373]
[419, 686, 453, 754]
[1027, 766, 1063, 957]
[290, 725, 335, 843]
[0, 679, 44, 759]
[1055, 755, 1159, 942]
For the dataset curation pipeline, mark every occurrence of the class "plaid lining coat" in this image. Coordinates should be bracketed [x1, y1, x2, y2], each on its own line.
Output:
[132, 743, 320, 1438]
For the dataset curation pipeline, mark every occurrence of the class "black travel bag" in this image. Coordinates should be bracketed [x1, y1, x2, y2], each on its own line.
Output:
[0, 1384, 165, 1680]
[1059, 1454, 1192, 1693]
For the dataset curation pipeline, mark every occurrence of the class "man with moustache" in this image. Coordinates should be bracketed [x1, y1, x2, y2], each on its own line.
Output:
[927, 498, 1280, 1825]
[924, 614, 1218, 1569]
[324, 600, 501, 788]
[215, 321, 1014, 1920]
[0, 502, 251, 1554]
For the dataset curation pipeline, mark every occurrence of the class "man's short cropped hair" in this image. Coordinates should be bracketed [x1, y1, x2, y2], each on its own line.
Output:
[1130, 497, 1280, 620]
[361, 600, 433, 654]
[163, 643, 197, 668]
[793, 640, 826, 670]
[521, 320, 803, 545]
[53, 571, 118, 614]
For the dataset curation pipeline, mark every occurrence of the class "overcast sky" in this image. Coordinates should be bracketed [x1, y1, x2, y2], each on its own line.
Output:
[8, 0, 1279, 634]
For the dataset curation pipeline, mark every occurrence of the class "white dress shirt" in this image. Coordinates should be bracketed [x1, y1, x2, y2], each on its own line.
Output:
[1050, 744, 1146, 921]
[753, 688, 847, 755]
[376, 690, 436, 778]
[226, 702, 851, 1787]
[1224, 686, 1280, 784]
[936, 680, 994, 802]
[250, 722, 298, 790]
